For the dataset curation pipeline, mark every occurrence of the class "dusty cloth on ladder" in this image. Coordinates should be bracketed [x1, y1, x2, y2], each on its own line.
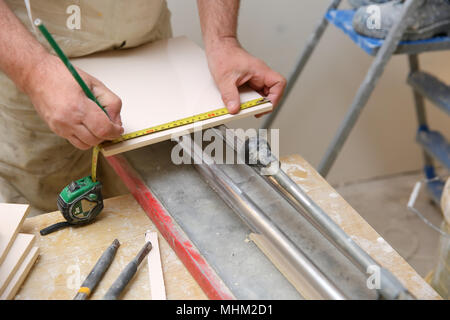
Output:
[0, 0, 172, 212]
[352, 0, 450, 41]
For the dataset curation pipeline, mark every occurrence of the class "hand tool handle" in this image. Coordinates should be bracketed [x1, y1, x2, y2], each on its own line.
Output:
[34, 19, 110, 119]
[103, 262, 137, 300]
[39, 221, 71, 235]
[102, 241, 152, 300]
[74, 239, 120, 300]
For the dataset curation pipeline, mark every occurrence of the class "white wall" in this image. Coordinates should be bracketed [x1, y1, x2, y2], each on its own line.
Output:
[167, 0, 450, 184]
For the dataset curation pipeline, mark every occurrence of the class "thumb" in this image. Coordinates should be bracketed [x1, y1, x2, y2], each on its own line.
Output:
[90, 76, 123, 126]
[103, 96, 123, 127]
[217, 79, 241, 114]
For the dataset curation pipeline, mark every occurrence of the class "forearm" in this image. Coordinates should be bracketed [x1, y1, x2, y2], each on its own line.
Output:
[197, 0, 241, 51]
[0, 0, 49, 92]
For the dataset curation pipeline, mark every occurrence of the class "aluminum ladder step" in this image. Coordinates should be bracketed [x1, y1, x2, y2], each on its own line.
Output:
[426, 178, 445, 205]
[408, 72, 450, 116]
[325, 10, 450, 56]
[417, 129, 450, 170]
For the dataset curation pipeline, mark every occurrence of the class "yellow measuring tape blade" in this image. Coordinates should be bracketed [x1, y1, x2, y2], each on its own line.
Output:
[91, 146, 100, 182]
[91, 97, 269, 180]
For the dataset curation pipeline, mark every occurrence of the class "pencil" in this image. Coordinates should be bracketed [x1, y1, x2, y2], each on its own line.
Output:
[34, 19, 110, 118]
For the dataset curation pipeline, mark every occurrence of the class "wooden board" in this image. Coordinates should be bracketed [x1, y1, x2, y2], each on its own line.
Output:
[280, 154, 441, 300]
[0, 233, 35, 294]
[72, 36, 272, 157]
[0, 204, 30, 265]
[0, 247, 39, 300]
[145, 231, 166, 300]
[16, 194, 207, 300]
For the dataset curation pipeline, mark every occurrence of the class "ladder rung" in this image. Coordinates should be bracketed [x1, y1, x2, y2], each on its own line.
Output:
[408, 72, 450, 116]
[417, 129, 450, 170]
[426, 178, 445, 204]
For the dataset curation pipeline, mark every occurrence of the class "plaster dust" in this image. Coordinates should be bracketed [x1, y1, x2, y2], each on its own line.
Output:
[280, 154, 441, 299]
[15, 194, 207, 300]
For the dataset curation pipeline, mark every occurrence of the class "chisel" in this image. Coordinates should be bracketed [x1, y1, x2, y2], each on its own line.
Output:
[103, 241, 152, 300]
[74, 239, 120, 300]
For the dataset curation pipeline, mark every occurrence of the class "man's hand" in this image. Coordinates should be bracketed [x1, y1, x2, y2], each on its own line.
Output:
[24, 54, 124, 150]
[197, 0, 286, 116]
[206, 38, 286, 115]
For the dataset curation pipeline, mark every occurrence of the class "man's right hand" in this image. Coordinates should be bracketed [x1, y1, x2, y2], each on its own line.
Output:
[23, 54, 124, 150]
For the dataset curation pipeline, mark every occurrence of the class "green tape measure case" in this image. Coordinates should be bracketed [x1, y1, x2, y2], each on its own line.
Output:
[57, 176, 104, 224]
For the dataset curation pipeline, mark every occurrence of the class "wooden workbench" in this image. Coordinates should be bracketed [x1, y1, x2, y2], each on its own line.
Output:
[17, 194, 207, 300]
[14, 155, 440, 300]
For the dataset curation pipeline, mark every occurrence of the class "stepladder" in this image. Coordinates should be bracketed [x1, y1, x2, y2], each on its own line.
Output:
[261, 0, 450, 201]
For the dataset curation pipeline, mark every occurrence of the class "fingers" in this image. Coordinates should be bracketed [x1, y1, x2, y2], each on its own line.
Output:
[68, 101, 123, 150]
[217, 76, 241, 114]
[216, 62, 285, 117]
[264, 70, 287, 107]
[82, 99, 124, 141]
[106, 96, 123, 126]
[90, 77, 123, 126]
[253, 71, 285, 118]
[68, 135, 91, 150]
[248, 73, 265, 93]
[74, 124, 104, 146]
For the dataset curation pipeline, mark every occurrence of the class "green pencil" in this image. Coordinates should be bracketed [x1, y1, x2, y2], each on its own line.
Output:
[34, 19, 110, 118]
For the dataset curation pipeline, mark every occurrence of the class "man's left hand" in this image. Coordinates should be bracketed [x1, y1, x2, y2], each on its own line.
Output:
[205, 38, 286, 116]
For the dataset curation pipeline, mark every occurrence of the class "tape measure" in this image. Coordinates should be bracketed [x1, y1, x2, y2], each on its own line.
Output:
[36, 19, 271, 235]
[40, 97, 268, 235]
[91, 97, 269, 181]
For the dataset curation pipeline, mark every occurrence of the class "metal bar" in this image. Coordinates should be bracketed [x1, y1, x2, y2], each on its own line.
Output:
[408, 55, 429, 128]
[260, 0, 343, 130]
[318, 0, 425, 177]
[212, 125, 414, 300]
[408, 54, 435, 170]
[174, 134, 347, 300]
[267, 170, 414, 300]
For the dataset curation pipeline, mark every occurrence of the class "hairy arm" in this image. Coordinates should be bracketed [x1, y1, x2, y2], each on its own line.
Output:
[0, 0, 48, 92]
[0, 0, 123, 149]
[197, 0, 240, 52]
[197, 0, 286, 115]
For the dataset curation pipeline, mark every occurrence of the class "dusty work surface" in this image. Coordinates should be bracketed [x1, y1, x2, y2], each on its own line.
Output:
[335, 170, 447, 277]
[280, 155, 441, 300]
[13, 147, 440, 299]
[16, 194, 207, 300]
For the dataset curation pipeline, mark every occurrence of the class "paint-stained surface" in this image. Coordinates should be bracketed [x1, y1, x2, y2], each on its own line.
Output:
[15, 194, 207, 300]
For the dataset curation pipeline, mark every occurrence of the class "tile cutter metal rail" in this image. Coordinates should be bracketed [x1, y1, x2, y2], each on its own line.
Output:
[106, 125, 414, 300]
